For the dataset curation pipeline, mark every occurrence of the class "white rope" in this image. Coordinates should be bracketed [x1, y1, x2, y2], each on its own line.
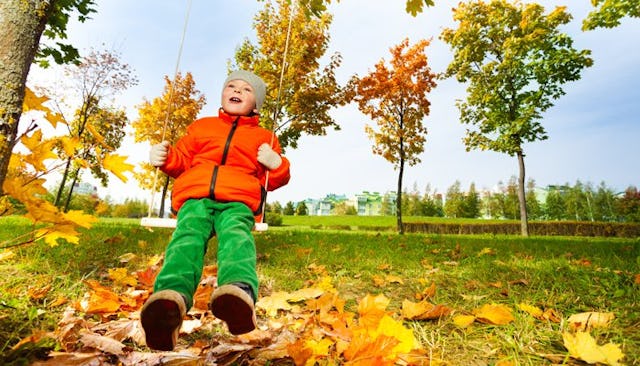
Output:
[146, 0, 193, 218]
[258, 0, 296, 226]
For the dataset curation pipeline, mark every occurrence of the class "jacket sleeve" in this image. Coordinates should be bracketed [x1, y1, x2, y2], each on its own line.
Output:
[263, 137, 290, 191]
[161, 129, 197, 178]
[265, 156, 290, 191]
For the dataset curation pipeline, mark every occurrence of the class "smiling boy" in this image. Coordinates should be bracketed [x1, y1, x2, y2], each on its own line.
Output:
[140, 70, 290, 351]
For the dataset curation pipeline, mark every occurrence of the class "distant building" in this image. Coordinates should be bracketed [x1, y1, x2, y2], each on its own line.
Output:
[74, 182, 98, 197]
[298, 191, 397, 216]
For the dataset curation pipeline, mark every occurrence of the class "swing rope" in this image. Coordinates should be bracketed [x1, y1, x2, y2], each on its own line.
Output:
[146, 0, 193, 219]
[258, 0, 296, 227]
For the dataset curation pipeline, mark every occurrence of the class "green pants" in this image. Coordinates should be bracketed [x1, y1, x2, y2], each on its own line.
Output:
[153, 198, 258, 309]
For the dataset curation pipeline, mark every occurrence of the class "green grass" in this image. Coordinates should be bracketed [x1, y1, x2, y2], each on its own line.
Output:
[0, 216, 638, 365]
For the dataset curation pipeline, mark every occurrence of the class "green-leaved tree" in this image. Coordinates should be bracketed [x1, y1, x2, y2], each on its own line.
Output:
[440, 0, 593, 236]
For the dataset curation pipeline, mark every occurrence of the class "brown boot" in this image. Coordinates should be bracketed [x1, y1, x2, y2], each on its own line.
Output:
[140, 290, 186, 351]
[209, 283, 256, 335]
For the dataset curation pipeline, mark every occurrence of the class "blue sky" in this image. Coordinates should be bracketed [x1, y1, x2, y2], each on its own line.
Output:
[29, 0, 640, 205]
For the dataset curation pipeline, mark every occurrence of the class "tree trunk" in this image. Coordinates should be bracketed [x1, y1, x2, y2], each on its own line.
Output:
[516, 151, 529, 236]
[63, 167, 81, 212]
[0, 1, 52, 194]
[54, 158, 73, 206]
[396, 157, 404, 234]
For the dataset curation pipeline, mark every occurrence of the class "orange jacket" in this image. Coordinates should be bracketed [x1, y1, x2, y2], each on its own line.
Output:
[161, 109, 290, 214]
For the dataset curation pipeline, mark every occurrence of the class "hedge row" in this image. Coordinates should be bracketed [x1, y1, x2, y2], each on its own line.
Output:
[403, 221, 640, 238]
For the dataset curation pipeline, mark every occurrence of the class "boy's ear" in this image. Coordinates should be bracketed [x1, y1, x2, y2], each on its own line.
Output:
[253, 108, 259, 114]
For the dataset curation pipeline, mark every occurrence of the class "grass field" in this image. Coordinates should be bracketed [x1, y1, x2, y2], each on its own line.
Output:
[0, 215, 638, 365]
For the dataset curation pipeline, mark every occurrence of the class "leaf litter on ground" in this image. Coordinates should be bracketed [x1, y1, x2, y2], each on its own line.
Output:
[9, 248, 631, 366]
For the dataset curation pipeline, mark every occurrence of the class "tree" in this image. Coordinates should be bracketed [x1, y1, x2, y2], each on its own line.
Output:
[462, 182, 482, 218]
[616, 186, 639, 222]
[440, 1, 593, 236]
[283, 201, 296, 215]
[296, 201, 308, 216]
[297, 0, 435, 17]
[443, 181, 462, 218]
[132, 72, 205, 217]
[349, 38, 437, 234]
[0, 0, 96, 196]
[47, 49, 137, 211]
[231, 0, 346, 150]
[582, 0, 639, 30]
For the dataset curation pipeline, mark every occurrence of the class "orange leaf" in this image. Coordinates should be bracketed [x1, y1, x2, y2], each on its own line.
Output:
[82, 280, 121, 314]
[401, 300, 452, 320]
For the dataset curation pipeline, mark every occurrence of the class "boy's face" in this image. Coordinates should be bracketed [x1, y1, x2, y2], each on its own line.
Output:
[221, 79, 258, 116]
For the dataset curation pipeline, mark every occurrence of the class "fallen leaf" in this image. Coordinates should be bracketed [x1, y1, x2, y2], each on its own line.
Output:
[518, 303, 544, 319]
[108, 268, 137, 287]
[473, 303, 515, 325]
[28, 285, 52, 300]
[0, 250, 15, 262]
[452, 314, 476, 328]
[567, 312, 615, 331]
[563, 331, 624, 366]
[79, 331, 126, 355]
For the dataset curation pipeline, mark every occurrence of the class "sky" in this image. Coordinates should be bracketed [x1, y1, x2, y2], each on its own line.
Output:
[27, 0, 640, 206]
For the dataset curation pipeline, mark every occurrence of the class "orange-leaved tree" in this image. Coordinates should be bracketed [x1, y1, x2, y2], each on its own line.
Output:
[349, 38, 437, 234]
[232, 0, 346, 149]
[131, 72, 205, 218]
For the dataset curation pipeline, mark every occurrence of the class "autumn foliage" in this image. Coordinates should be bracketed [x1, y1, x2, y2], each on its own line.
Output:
[10, 248, 627, 365]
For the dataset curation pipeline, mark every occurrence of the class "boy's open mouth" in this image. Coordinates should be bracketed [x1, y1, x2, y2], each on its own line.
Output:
[230, 97, 241, 103]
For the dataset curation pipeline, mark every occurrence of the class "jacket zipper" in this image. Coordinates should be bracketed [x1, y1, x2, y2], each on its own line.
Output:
[209, 116, 240, 200]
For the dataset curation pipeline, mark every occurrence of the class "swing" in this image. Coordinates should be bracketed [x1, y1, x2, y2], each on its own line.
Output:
[140, 0, 294, 232]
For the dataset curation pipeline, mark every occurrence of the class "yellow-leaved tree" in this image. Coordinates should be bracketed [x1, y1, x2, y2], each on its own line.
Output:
[1, 86, 134, 248]
[231, 0, 347, 150]
[348, 38, 437, 234]
[131, 72, 205, 218]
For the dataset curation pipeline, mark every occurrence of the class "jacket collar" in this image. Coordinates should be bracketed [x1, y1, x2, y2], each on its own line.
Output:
[218, 108, 260, 126]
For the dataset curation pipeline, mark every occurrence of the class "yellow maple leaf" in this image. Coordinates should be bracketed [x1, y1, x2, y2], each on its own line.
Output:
[304, 337, 334, 364]
[358, 294, 390, 330]
[473, 303, 515, 325]
[85, 122, 108, 148]
[563, 331, 625, 366]
[256, 291, 293, 317]
[108, 268, 137, 287]
[59, 136, 82, 157]
[452, 314, 476, 328]
[374, 314, 418, 356]
[518, 303, 544, 319]
[63, 210, 97, 229]
[22, 87, 65, 128]
[36, 227, 81, 246]
[20, 130, 57, 171]
[102, 153, 134, 182]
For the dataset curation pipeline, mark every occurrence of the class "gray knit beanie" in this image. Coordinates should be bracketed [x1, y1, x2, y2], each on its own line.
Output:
[223, 70, 267, 112]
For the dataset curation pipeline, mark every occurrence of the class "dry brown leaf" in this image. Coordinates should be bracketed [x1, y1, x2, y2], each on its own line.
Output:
[28, 284, 52, 300]
[79, 331, 125, 355]
[567, 312, 615, 331]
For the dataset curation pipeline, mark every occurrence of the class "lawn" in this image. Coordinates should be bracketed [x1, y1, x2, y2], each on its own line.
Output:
[0, 216, 638, 365]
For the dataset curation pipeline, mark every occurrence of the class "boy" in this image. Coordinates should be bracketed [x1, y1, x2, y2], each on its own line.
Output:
[140, 70, 290, 351]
